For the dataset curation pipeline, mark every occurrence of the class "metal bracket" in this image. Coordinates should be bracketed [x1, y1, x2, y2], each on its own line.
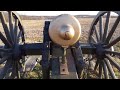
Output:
[60, 58, 69, 75]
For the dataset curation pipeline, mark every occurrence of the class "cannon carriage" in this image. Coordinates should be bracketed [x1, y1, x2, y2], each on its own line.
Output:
[0, 11, 120, 79]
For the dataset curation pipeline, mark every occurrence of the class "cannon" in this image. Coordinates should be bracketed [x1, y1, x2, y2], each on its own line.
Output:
[0, 11, 120, 79]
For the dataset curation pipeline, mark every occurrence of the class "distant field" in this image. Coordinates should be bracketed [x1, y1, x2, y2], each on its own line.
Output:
[0, 17, 120, 49]
[22, 20, 45, 43]
[21, 18, 94, 43]
[0, 17, 102, 46]
[0, 16, 120, 79]
[21, 18, 120, 43]
[0, 17, 119, 43]
[20, 17, 120, 79]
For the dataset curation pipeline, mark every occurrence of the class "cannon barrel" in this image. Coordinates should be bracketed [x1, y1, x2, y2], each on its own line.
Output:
[49, 14, 81, 47]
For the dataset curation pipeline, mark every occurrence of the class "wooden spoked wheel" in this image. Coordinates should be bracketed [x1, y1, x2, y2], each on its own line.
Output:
[0, 11, 25, 79]
[87, 11, 120, 79]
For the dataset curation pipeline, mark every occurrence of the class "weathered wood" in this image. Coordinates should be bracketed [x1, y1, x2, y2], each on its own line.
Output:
[71, 45, 86, 78]
[51, 49, 78, 79]
[24, 56, 40, 72]
[50, 57, 60, 79]
[60, 61, 69, 75]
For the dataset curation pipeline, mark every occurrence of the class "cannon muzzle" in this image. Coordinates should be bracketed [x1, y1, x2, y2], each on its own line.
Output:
[49, 14, 81, 47]
[59, 24, 75, 40]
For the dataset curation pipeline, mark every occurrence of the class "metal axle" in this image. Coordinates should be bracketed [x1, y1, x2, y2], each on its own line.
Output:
[19, 43, 96, 56]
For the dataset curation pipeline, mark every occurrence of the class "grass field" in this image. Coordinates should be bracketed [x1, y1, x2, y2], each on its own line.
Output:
[20, 17, 120, 79]
[21, 18, 94, 43]
[0, 16, 120, 79]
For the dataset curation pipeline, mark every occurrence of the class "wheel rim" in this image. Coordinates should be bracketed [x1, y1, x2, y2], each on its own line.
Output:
[87, 11, 120, 79]
[0, 11, 25, 79]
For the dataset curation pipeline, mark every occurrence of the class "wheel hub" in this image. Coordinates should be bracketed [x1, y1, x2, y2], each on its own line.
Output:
[13, 44, 21, 60]
[95, 44, 105, 59]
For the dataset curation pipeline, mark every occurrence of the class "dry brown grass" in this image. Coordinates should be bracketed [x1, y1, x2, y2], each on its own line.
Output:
[21, 18, 94, 43]
[22, 20, 45, 43]
[21, 18, 120, 43]
[0, 17, 120, 79]
[0, 17, 119, 44]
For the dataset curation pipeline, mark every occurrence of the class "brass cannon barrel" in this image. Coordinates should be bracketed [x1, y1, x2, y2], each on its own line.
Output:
[49, 14, 81, 47]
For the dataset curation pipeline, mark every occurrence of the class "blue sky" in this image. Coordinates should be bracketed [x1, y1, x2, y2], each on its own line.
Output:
[17, 11, 99, 16]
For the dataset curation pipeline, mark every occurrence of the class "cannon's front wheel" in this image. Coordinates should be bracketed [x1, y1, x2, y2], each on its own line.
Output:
[0, 11, 25, 79]
[87, 11, 120, 79]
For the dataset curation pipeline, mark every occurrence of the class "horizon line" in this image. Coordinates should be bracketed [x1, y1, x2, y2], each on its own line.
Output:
[16, 11, 99, 16]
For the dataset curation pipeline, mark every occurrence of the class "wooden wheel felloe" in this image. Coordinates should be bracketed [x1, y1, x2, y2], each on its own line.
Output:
[0, 11, 25, 79]
[87, 11, 120, 79]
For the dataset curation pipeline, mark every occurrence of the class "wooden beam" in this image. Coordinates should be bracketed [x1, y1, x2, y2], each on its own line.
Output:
[51, 49, 78, 79]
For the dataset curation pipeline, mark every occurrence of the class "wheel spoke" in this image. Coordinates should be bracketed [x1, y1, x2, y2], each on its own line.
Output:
[105, 54, 120, 71]
[105, 16, 120, 44]
[16, 61, 20, 79]
[104, 35, 120, 48]
[103, 12, 111, 42]
[104, 50, 120, 56]
[17, 31, 22, 43]
[10, 60, 20, 79]
[0, 60, 12, 79]
[102, 60, 109, 79]
[10, 61, 17, 79]
[104, 58, 117, 79]
[0, 12, 13, 45]
[8, 11, 14, 43]
[0, 32, 11, 47]
[94, 60, 99, 71]
[94, 25, 100, 42]
[98, 62, 103, 79]
[14, 19, 18, 44]
[0, 48, 12, 53]
[15, 61, 20, 79]
[91, 36, 97, 43]
[18, 22, 25, 42]
[0, 55, 11, 64]
[99, 16, 103, 41]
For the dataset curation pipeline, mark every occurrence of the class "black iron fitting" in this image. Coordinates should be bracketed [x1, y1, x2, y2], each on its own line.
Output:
[95, 44, 105, 59]
[13, 44, 21, 60]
